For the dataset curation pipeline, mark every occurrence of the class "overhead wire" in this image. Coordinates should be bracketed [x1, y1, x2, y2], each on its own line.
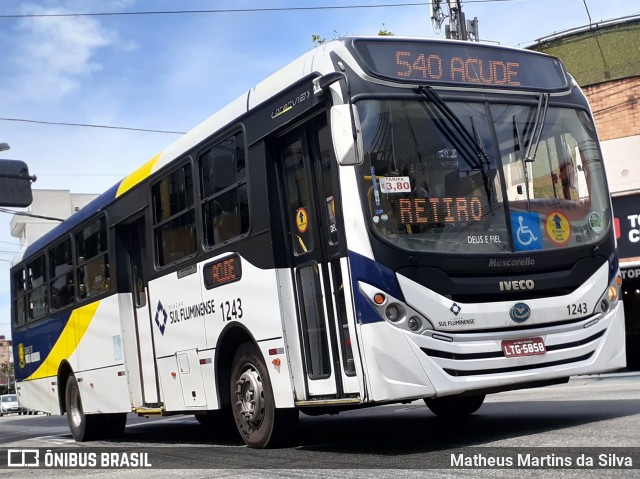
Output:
[0, 1, 519, 19]
[0, 117, 184, 135]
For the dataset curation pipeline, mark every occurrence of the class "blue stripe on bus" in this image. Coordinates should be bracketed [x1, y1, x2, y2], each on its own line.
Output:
[12, 308, 73, 381]
[23, 181, 121, 259]
[347, 250, 403, 325]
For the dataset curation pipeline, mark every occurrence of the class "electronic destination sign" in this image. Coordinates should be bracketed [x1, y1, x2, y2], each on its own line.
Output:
[352, 39, 569, 91]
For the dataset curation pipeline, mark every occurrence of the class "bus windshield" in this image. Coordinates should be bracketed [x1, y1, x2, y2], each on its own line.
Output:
[355, 98, 610, 253]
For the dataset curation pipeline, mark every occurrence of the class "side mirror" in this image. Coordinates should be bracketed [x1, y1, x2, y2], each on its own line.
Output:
[0, 159, 34, 207]
[330, 104, 363, 166]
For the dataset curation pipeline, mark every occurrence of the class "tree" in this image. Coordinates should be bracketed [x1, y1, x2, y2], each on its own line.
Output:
[0, 362, 15, 394]
[311, 34, 327, 47]
[378, 24, 394, 36]
[312, 24, 393, 47]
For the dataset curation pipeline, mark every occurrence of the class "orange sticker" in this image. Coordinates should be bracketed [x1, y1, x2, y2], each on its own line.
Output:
[545, 211, 571, 245]
[296, 207, 309, 233]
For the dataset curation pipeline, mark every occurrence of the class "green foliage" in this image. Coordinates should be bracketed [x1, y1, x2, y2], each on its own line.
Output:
[312, 23, 393, 48]
[531, 22, 640, 86]
[379, 24, 394, 36]
[0, 362, 14, 394]
[312, 34, 327, 47]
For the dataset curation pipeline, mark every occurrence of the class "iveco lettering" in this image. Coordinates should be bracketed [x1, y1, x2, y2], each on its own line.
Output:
[499, 280, 535, 291]
[11, 36, 625, 449]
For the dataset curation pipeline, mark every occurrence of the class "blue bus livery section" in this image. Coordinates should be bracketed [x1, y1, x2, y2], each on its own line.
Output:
[348, 250, 404, 325]
[14, 301, 100, 381]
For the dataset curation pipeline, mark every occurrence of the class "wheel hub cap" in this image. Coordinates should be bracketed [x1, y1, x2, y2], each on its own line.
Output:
[235, 367, 264, 427]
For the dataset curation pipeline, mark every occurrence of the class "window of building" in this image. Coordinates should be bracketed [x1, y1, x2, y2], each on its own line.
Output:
[199, 132, 249, 247]
[76, 217, 110, 300]
[152, 162, 197, 266]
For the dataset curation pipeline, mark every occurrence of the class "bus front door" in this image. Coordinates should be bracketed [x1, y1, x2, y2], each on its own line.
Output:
[115, 215, 160, 407]
[277, 118, 360, 400]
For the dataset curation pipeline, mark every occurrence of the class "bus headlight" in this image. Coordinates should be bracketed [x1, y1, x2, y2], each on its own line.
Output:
[408, 316, 422, 331]
[359, 282, 433, 334]
[607, 284, 619, 303]
[385, 304, 403, 322]
[597, 274, 621, 314]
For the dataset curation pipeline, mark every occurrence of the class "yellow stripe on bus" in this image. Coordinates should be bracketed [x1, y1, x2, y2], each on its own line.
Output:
[116, 152, 162, 198]
[27, 301, 101, 381]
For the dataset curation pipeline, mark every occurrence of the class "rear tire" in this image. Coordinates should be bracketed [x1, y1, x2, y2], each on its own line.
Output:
[65, 375, 127, 441]
[230, 343, 298, 448]
[424, 394, 485, 418]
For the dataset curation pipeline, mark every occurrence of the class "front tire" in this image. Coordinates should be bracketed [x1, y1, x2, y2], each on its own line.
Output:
[424, 394, 486, 418]
[65, 375, 127, 441]
[230, 343, 297, 448]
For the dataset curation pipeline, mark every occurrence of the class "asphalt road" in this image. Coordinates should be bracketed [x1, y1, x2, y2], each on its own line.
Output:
[1, 372, 639, 478]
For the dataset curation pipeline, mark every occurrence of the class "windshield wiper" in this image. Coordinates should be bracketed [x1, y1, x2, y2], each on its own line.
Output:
[512, 93, 550, 211]
[524, 93, 550, 163]
[417, 85, 494, 212]
[512, 116, 532, 209]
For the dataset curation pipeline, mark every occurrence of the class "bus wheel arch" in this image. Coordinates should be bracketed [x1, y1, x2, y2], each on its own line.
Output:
[57, 361, 74, 415]
[229, 341, 298, 448]
[58, 364, 127, 441]
[215, 323, 255, 410]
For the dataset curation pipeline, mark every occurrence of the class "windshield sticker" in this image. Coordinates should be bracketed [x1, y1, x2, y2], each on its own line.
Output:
[296, 207, 309, 233]
[370, 167, 384, 216]
[379, 176, 411, 194]
[589, 212, 603, 233]
[545, 211, 572, 245]
[511, 212, 542, 251]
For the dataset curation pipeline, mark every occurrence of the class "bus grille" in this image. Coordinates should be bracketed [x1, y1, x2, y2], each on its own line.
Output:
[420, 329, 605, 377]
[441, 353, 593, 377]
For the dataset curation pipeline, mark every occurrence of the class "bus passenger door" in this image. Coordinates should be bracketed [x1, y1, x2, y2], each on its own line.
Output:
[115, 215, 160, 406]
[276, 118, 360, 399]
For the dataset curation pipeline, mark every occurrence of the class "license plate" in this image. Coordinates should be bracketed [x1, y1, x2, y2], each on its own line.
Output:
[502, 337, 546, 358]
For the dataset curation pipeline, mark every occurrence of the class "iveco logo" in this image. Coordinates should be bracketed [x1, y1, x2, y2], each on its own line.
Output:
[510, 303, 531, 323]
[499, 279, 535, 291]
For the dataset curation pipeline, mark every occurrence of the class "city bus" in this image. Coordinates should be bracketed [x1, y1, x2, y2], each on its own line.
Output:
[11, 36, 625, 448]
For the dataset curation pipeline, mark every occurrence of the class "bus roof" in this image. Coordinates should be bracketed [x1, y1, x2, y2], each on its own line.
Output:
[19, 36, 565, 262]
[20, 40, 332, 261]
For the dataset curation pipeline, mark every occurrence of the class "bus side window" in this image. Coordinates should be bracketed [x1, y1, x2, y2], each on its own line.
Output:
[199, 132, 249, 248]
[12, 268, 27, 327]
[152, 163, 197, 267]
[50, 237, 74, 310]
[76, 217, 111, 300]
[27, 254, 48, 320]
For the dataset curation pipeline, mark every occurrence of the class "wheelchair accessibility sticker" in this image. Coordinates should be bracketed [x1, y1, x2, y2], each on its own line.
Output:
[511, 212, 542, 251]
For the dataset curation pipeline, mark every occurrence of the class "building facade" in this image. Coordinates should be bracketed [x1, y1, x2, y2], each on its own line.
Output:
[529, 15, 640, 193]
[529, 15, 640, 367]
[10, 189, 98, 264]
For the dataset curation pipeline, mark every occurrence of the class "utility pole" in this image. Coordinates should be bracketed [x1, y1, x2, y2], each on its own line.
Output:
[431, 0, 480, 42]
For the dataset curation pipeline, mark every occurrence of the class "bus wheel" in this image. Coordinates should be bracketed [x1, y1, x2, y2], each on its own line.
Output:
[424, 394, 486, 418]
[230, 343, 298, 448]
[65, 375, 99, 441]
[65, 375, 127, 441]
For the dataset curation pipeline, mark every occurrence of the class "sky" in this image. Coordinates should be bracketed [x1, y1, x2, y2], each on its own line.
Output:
[0, 0, 638, 339]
